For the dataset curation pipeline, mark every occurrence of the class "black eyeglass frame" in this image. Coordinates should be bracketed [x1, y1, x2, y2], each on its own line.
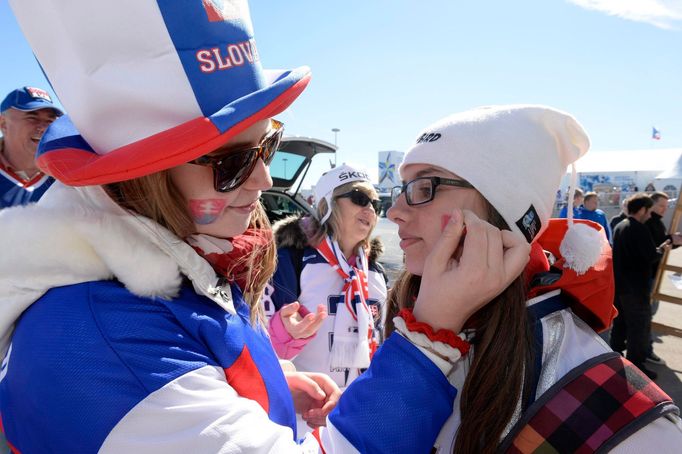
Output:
[391, 176, 475, 206]
[336, 189, 383, 213]
[189, 119, 284, 192]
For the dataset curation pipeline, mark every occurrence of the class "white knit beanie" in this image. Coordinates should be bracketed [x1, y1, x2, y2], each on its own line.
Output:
[400, 105, 590, 243]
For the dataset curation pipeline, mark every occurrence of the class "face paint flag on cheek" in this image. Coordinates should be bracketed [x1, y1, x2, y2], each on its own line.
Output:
[189, 199, 228, 225]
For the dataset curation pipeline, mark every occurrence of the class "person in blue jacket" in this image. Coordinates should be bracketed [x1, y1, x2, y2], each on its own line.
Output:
[579, 191, 612, 242]
[0, 1, 528, 452]
[558, 187, 584, 218]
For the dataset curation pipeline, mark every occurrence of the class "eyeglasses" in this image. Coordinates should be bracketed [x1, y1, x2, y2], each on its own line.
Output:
[336, 189, 383, 213]
[391, 176, 474, 206]
[189, 119, 284, 192]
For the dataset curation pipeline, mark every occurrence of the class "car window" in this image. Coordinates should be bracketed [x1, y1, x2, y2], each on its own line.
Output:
[269, 151, 307, 181]
[261, 191, 309, 223]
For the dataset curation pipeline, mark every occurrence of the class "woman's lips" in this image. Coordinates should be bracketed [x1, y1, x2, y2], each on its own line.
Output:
[229, 201, 258, 214]
[399, 237, 421, 250]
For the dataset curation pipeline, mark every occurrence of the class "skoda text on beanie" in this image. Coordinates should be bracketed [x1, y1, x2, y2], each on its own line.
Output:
[400, 105, 590, 243]
[8, 0, 311, 186]
[1, 87, 63, 116]
[314, 164, 372, 224]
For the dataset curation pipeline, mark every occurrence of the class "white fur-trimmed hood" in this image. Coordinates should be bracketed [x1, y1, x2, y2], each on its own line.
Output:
[0, 183, 230, 357]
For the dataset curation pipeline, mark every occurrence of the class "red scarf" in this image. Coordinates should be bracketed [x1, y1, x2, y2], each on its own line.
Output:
[188, 228, 273, 291]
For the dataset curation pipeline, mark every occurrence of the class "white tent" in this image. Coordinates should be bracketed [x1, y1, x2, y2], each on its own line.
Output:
[657, 151, 682, 179]
[559, 148, 682, 195]
[576, 148, 682, 173]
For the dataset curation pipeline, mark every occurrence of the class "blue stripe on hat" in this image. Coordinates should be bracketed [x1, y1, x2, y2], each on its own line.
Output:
[36, 115, 96, 159]
[209, 68, 304, 134]
[155, 0, 266, 120]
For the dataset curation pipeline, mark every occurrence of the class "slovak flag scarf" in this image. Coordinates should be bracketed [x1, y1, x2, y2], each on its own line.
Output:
[316, 236, 376, 369]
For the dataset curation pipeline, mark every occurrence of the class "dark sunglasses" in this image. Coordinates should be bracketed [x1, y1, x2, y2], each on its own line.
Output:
[189, 119, 284, 192]
[336, 189, 382, 212]
[391, 176, 474, 206]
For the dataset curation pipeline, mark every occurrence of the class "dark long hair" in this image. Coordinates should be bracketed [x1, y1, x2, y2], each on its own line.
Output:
[384, 203, 534, 453]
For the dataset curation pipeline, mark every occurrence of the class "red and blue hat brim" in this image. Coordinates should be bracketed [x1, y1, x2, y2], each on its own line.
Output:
[36, 67, 311, 186]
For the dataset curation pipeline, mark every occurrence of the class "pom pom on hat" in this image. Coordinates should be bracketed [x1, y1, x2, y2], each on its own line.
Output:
[559, 222, 603, 275]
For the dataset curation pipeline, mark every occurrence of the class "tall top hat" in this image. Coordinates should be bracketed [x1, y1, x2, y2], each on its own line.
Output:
[9, 0, 311, 185]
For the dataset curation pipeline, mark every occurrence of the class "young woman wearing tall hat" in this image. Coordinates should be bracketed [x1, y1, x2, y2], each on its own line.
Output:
[0, 1, 527, 452]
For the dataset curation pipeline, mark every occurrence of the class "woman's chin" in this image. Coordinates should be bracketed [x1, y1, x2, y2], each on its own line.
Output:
[405, 257, 424, 277]
[195, 219, 250, 238]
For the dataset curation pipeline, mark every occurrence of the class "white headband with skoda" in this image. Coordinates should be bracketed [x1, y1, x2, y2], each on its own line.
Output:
[400, 104, 590, 243]
[314, 164, 372, 224]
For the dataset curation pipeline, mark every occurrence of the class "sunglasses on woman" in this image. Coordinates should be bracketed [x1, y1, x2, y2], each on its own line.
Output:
[391, 176, 474, 206]
[336, 189, 383, 213]
[189, 119, 284, 192]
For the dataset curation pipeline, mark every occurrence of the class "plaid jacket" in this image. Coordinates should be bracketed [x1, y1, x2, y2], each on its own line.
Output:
[500, 352, 678, 453]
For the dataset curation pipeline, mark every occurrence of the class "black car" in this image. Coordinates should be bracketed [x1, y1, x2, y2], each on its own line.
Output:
[260, 136, 336, 223]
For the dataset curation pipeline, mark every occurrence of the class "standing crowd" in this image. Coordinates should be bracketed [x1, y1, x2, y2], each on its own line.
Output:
[560, 186, 681, 380]
[0, 1, 681, 453]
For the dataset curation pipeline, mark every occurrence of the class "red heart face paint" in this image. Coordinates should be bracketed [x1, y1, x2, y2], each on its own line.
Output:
[189, 199, 228, 225]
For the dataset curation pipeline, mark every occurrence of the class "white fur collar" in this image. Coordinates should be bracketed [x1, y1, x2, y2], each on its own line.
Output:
[0, 183, 234, 357]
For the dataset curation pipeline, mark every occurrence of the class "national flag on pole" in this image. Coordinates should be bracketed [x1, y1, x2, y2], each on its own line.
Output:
[652, 127, 661, 140]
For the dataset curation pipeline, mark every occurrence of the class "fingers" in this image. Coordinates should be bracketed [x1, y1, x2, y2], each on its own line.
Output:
[426, 208, 465, 271]
[457, 210, 489, 271]
[279, 302, 300, 318]
[307, 373, 341, 411]
[286, 373, 326, 401]
[500, 230, 531, 284]
[296, 309, 327, 338]
[485, 222, 504, 272]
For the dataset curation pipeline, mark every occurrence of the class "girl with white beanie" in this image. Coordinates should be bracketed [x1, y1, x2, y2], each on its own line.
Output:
[387, 105, 682, 453]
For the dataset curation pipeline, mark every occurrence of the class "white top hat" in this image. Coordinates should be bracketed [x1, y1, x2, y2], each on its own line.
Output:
[9, 0, 311, 185]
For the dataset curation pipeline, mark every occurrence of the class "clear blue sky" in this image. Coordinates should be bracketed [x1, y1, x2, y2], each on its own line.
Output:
[1, 1, 681, 187]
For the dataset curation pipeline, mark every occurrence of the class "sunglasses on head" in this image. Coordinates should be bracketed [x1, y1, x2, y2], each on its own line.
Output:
[189, 119, 284, 192]
[336, 189, 382, 213]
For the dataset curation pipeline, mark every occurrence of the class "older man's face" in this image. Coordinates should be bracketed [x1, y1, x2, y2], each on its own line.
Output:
[0, 108, 58, 162]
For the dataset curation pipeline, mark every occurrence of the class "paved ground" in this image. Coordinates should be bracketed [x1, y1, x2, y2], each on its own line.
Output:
[648, 301, 682, 404]
[373, 218, 682, 405]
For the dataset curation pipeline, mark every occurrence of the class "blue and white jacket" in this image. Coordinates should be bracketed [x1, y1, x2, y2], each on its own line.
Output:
[0, 183, 454, 453]
[0, 138, 54, 209]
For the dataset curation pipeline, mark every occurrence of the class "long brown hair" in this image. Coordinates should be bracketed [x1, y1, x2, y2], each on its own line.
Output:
[104, 170, 276, 324]
[384, 203, 534, 453]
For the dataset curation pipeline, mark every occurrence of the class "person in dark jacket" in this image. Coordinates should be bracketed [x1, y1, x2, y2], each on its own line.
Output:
[643, 192, 682, 364]
[610, 194, 671, 379]
[609, 198, 628, 233]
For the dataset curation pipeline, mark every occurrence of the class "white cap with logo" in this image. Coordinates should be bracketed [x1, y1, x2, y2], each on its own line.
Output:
[314, 164, 372, 224]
